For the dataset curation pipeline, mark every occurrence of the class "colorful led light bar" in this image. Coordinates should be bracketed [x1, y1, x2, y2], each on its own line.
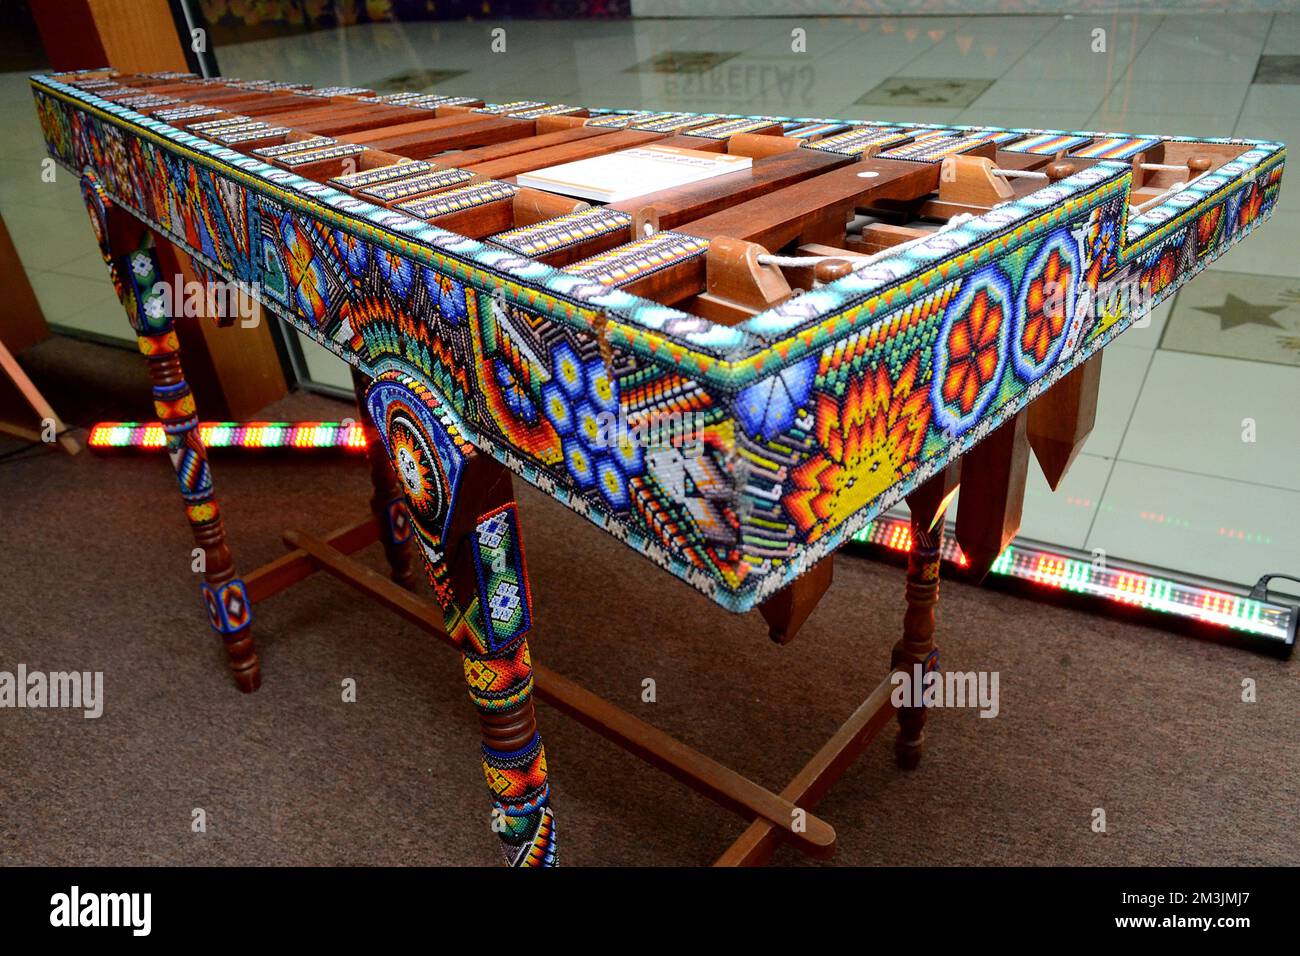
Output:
[87, 422, 368, 452]
[850, 514, 1296, 653]
[83, 423, 1297, 651]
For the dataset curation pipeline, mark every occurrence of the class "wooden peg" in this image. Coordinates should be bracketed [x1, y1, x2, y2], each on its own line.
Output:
[513, 187, 588, 226]
[727, 132, 800, 159]
[905, 460, 961, 532]
[535, 113, 588, 134]
[938, 155, 1014, 207]
[759, 555, 834, 645]
[954, 410, 1030, 580]
[632, 206, 660, 240]
[1186, 155, 1212, 179]
[692, 235, 792, 325]
[782, 244, 855, 292]
[1045, 161, 1075, 182]
[1027, 353, 1102, 491]
[814, 259, 853, 286]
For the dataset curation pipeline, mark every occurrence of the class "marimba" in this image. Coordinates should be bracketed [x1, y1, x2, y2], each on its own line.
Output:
[30, 68, 1285, 867]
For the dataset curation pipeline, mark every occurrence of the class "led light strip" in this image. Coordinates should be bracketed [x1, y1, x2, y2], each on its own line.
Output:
[88, 421, 368, 452]
[850, 515, 1296, 652]
[80, 423, 1299, 650]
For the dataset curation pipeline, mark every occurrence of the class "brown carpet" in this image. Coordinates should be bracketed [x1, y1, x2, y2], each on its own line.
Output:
[2, 336, 1296, 867]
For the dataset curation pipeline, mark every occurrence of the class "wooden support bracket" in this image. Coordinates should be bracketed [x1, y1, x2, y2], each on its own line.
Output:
[938, 154, 1014, 207]
[693, 235, 792, 325]
[1027, 352, 1103, 491]
[759, 555, 834, 645]
[954, 410, 1030, 580]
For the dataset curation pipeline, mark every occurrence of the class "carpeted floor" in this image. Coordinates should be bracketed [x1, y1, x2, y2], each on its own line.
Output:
[1, 335, 1296, 867]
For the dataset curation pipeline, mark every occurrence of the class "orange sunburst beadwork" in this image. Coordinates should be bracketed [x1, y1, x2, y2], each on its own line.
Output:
[785, 353, 931, 541]
[390, 428, 435, 511]
[1237, 181, 1264, 231]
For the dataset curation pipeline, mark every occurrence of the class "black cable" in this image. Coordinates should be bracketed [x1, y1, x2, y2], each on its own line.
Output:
[1250, 573, 1300, 605]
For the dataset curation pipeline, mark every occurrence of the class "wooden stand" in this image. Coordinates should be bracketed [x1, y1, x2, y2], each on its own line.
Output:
[0, 213, 79, 454]
[234, 409, 951, 865]
[0, 338, 80, 454]
[246, 516, 919, 866]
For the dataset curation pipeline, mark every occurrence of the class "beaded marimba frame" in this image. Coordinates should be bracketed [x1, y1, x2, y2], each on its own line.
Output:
[31, 68, 1284, 867]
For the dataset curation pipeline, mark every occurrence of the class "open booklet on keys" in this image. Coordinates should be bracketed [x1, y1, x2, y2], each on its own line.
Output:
[515, 144, 752, 202]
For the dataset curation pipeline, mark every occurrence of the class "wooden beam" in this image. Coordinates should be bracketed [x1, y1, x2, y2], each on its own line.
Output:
[0, 336, 79, 454]
[906, 461, 961, 532]
[244, 516, 379, 604]
[714, 669, 898, 866]
[679, 157, 942, 251]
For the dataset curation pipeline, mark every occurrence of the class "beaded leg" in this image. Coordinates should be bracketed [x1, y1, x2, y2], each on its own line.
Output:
[364, 372, 557, 867]
[350, 367, 419, 590]
[81, 172, 259, 692]
[891, 518, 943, 769]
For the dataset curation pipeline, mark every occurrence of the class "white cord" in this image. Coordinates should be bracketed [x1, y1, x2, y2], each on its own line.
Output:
[1129, 167, 1211, 217]
[990, 168, 1048, 180]
[756, 213, 975, 269]
[1131, 181, 1186, 216]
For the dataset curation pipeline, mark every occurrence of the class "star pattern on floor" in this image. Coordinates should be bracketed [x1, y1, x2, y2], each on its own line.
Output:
[1252, 55, 1300, 85]
[856, 76, 992, 108]
[626, 51, 739, 75]
[1192, 293, 1287, 331]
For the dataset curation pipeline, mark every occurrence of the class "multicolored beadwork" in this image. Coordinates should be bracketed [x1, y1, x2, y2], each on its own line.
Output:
[364, 373, 556, 868]
[37, 72, 1286, 623]
[81, 170, 257, 686]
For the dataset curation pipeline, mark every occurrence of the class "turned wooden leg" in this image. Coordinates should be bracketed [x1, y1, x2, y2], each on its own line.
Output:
[890, 466, 957, 768]
[80, 172, 259, 692]
[363, 372, 557, 866]
[888, 460, 960, 771]
[350, 367, 418, 590]
[450, 498, 556, 866]
[891, 517, 943, 769]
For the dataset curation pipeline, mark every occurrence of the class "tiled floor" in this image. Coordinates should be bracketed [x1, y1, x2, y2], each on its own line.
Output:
[4, 11, 1299, 596]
